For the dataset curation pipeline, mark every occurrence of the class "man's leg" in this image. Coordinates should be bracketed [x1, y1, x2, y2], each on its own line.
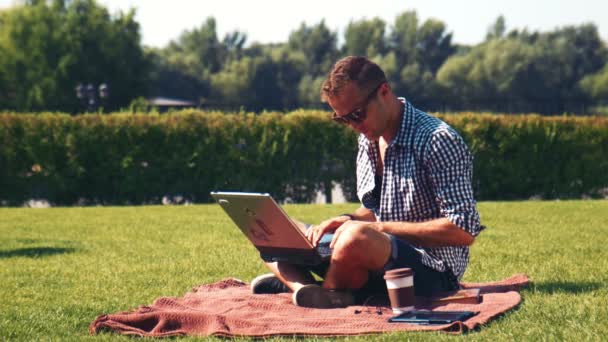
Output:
[291, 225, 391, 308]
[254, 221, 323, 293]
[322, 225, 392, 290]
[262, 261, 317, 292]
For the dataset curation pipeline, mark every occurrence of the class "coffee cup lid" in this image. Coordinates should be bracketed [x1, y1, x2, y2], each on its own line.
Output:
[383, 267, 414, 280]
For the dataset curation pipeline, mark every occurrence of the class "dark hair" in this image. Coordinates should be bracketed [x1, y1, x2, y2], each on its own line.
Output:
[321, 56, 387, 101]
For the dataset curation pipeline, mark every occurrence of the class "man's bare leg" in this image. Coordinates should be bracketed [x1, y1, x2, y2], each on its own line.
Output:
[322, 225, 391, 290]
[257, 220, 319, 292]
[263, 261, 317, 292]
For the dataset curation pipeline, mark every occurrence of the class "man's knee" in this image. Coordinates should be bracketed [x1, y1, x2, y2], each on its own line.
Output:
[331, 225, 386, 265]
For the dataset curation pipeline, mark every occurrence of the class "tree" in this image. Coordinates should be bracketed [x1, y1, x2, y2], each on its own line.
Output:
[416, 19, 455, 75]
[163, 17, 223, 77]
[149, 21, 248, 105]
[389, 11, 454, 74]
[387, 11, 454, 107]
[0, 1, 75, 110]
[287, 20, 339, 77]
[486, 15, 506, 41]
[145, 47, 209, 103]
[0, 0, 148, 112]
[389, 11, 419, 66]
[210, 48, 306, 111]
[343, 18, 387, 57]
[437, 23, 608, 113]
[62, 1, 149, 111]
[580, 63, 608, 101]
[539, 24, 607, 99]
[222, 30, 247, 62]
[297, 74, 325, 107]
[438, 38, 555, 111]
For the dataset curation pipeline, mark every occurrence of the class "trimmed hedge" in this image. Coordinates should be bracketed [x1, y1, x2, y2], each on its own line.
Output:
[1, 110, 607, 205]
[442, 114, 608, 199]
[0, 111, 356, 205]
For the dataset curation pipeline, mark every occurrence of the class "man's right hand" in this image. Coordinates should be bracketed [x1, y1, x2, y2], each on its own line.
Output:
[306, 215, 353, 247]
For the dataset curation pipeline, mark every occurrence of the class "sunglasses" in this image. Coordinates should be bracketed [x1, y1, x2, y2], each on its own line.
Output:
[331, 82, 384, 124]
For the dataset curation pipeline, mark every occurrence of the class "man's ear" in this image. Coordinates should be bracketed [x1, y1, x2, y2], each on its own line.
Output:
[379, 82, 391, 97]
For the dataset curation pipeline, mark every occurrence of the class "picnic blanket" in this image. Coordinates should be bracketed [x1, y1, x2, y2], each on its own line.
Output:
[89, 273, 529, 337]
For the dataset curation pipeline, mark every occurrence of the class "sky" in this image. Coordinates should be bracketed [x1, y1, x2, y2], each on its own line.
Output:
[1, 0, 607, 48]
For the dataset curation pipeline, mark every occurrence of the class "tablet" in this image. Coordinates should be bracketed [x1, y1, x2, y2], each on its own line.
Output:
[387, 310, 478, 324]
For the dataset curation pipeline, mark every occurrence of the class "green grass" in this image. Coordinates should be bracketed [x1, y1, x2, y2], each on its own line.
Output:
[1, 201, 607, 341]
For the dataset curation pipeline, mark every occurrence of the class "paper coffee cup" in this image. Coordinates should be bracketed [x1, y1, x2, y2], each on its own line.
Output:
[384, 268, 415, 314]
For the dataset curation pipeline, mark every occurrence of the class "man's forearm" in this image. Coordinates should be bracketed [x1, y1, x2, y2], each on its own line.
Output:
[345, 206, 376, 222]
[372, 217, 474, 247]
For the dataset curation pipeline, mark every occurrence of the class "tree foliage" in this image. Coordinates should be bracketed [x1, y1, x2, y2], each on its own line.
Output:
[344, 18, 387, 57]
[287, 20, 339, 78]
[580, 63, 608, 100]
[486, 15, 506, 41]
[438, 23, 608, 113]
[0, 2, 607, 114]
[0, 0, 148, 112]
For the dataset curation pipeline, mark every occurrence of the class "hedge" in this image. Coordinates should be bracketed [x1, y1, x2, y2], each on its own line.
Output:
[1, 110, 607, 205]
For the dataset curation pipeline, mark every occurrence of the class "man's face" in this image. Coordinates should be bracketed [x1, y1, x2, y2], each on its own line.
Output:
[328, 82, 386, 140]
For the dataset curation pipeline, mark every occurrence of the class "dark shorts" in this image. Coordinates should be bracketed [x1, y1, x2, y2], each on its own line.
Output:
[303, 232, 459, 297]
[380, 234, 460, 296]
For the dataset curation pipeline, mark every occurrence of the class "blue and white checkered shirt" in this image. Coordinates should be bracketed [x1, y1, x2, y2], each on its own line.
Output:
[356, 98, 483, 280]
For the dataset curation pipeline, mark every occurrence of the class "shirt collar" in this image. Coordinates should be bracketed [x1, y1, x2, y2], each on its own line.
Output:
[359, 97, 414, 150]
[390, 97, 413, 148]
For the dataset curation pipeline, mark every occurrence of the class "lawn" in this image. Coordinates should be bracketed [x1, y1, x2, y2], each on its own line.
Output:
[1, 201, 607, 341]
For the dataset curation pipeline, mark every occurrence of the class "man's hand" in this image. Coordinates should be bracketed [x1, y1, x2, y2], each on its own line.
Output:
[306, 215, 352, 247]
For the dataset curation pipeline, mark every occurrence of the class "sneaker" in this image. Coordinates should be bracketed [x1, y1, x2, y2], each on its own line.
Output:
[292, 284, 355, 308]
[250, 273, 290, 294]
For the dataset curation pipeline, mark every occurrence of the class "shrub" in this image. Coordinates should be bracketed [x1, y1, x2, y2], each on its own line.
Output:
[1, 111, 607, 205]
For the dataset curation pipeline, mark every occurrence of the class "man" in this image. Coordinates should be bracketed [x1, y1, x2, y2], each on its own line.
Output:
[251, 56, 483, 309]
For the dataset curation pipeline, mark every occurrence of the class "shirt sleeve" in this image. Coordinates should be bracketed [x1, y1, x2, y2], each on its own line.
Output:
[423, 128, 483, 237]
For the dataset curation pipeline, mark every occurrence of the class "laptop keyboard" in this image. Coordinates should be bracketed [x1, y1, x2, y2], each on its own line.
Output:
[316, 233, 333, 257]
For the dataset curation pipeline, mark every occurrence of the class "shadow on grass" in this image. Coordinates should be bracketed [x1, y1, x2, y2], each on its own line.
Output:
[0, 247, 76, 259]
[532, 281, 602, 294]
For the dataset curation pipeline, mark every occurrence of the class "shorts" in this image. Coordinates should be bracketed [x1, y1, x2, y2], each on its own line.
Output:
[302, 230, 459, 297]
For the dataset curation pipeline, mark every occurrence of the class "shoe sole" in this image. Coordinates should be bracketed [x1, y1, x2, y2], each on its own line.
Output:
[251, 273, 282, 294]
[292, 285, 354, 308]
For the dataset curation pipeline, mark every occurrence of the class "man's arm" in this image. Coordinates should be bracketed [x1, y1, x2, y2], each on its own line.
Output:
[363, 129, 479, 248]
[344, 206, 376, 222]
[326, 218, 474, 250]
[370, 217, 474, 247]
[422, 128, 483, 241]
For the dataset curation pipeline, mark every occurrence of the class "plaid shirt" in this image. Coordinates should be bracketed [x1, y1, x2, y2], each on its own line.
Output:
[356, 98, 483, 280]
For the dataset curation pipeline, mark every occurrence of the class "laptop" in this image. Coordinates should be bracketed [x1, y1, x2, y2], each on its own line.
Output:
[210, 191, 332, 265]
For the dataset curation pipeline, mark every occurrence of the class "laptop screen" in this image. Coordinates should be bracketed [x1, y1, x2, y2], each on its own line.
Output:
[212, 192, 313, 249]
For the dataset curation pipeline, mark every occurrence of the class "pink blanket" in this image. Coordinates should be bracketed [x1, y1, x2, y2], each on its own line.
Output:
[90, 274, 529, 337]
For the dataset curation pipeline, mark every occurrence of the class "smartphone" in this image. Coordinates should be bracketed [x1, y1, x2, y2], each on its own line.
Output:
[387, 310, 478, 324]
